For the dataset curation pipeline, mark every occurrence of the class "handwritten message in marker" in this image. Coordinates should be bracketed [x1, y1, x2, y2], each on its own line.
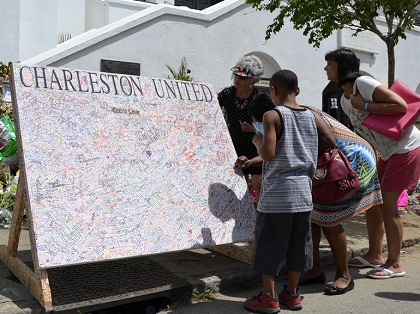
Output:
[12, 64, 255, 268]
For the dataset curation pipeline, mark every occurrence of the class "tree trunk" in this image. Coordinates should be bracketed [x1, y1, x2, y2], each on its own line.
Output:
[386, 41, 395, 87]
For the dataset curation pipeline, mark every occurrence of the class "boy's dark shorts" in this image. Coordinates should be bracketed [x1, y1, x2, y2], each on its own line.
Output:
[252, 211, 312, 277]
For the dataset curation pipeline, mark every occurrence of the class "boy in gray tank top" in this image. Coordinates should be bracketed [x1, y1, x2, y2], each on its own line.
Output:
[244, 70, 318, 313]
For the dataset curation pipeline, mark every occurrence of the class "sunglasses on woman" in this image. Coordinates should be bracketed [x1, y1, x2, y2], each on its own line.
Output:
[234, 73, 250, 81]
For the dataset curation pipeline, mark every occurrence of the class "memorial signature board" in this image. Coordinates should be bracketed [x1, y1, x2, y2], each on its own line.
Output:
[11, 64, 255, 268]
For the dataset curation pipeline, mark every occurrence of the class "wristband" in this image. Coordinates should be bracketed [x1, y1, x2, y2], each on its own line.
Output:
[363, 102, 371, 112]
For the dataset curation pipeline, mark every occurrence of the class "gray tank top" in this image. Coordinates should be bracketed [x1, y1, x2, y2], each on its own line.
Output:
[257, 106, 318, 213]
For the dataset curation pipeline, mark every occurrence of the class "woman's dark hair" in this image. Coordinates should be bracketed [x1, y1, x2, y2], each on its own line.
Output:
[325, 48, 361, 85]
[249, 92, 275, 122]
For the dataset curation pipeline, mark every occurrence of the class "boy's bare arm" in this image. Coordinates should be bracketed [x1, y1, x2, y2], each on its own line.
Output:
[255, 111, 280, 161]
[312, 112, 336, 157]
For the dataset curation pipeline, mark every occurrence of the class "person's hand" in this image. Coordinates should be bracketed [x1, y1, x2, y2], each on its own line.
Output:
[350, 93, 365, 111]
[235, 155, 251, 169]
[239, 121, 257, 133]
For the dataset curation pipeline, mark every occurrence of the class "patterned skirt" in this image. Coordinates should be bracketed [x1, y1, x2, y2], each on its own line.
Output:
[307, 106, 383, 227]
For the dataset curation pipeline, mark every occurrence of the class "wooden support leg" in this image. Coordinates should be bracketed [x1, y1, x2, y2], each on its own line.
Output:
[0, 245, 53, 310]
[7, 171, 26, 256]
[38, 269, 53, 309]
[0, 170, 53, 311]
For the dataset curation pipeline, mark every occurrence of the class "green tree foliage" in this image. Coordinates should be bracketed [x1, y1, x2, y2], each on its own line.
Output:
[246, 0, 420, 86]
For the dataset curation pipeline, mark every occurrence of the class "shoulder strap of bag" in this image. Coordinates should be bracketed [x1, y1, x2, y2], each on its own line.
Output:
[301, 105, 337, 155]
[353, 78, 358, 95]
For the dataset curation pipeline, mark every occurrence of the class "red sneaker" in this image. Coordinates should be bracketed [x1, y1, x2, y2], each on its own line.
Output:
[244, 291, 280, 313]
[278, 288, 302, 311]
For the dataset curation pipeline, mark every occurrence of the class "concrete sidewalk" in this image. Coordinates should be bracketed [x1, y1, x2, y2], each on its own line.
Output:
[1, 212, 420, 314]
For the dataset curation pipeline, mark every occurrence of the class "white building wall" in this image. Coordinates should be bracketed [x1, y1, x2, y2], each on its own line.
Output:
[19, 0, 57, 61]
[86, 0, 109, 30]
[108, 0, 150, 24]
[393, 30, 420, 93]
[0, 0, 20, 63]
[57, 0, 86, 38]
[21, 2, 332, 106]
[0, 0, 142, 63]
[6, 0, 420, 107]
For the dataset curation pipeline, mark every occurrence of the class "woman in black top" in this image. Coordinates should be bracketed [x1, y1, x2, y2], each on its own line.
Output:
[218, 55, 264, 203]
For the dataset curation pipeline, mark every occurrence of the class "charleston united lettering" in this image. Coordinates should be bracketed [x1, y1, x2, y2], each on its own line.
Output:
[18, 65, 213, 102]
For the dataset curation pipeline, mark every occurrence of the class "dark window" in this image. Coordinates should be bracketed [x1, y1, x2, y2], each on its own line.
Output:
[174, 0, 223, 10]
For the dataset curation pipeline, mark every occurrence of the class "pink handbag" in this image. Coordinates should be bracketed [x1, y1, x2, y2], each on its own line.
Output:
[397, 189, 408, 207]
[361, 79, 420, 141]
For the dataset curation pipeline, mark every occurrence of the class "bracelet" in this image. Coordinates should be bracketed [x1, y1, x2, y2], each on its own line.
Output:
[363, 102, 371, 112]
